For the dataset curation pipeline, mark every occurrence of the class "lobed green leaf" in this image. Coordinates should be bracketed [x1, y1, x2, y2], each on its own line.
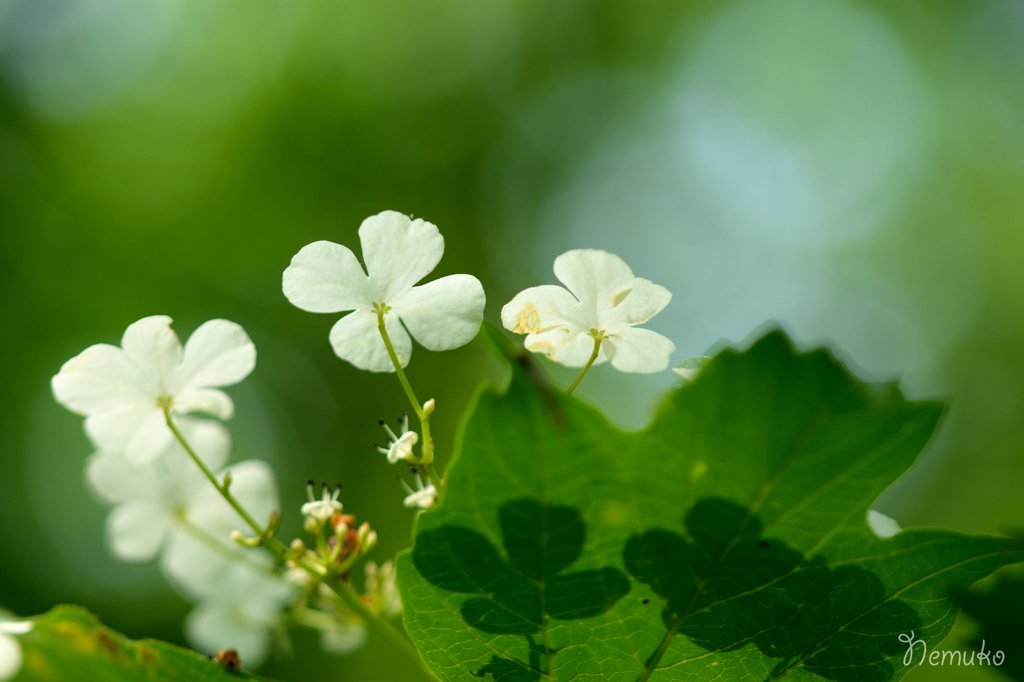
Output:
[398, 328, 1024, 682]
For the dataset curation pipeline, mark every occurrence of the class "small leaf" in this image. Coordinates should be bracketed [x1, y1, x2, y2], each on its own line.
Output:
[398, 329, 1024, 682]
[13, 605, 274, 681]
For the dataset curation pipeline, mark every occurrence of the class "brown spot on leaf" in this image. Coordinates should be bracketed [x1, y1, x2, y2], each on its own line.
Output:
[97, 631, 118, 658]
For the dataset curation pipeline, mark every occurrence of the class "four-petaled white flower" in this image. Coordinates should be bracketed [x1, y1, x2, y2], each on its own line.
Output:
[282, 210, 486, 372]
[0, 615, 32, 682]
[53, 315, 256, 463]
[401, 472, 436, 509]
[501, 249, 675, 373]
[84, 417, 279, 597]
[302, 481, 343, 524]
[186, 561, 294, 668]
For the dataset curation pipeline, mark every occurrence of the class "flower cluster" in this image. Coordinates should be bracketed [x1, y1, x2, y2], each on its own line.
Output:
[46, 210, 682, 673]
[54, 317, 291, 664]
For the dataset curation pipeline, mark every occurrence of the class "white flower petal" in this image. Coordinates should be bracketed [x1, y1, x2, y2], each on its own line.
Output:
[602, 277, 672, 330]
[523, 328, 608, 368]
[358, 211, 443, 301]
[604, 327, 675, 374]
[553, 249, 635, 314]
[84, 450, 159, 505]
[328, 310, 412, 372]
[0, 622, 31, 636]
[171, 320, 256, 394]
[393, 274, 485, 351]
[162, 530, 232, 600]
[282, 240, 371, 313]
[867, 510, 901, 538]
[174, 388, 235, 420]
[0, 633, 22, 682]
[120, 315, 182, 396]
[174, 417, 232, 472]
[124, 408, 175, 464]
[185, 601, 272, 668]
[107, 500, 172, 563]
[84, 404, 171, 464]
[52, 343, 148, 415]
[501, 284, 586, 335]
[189, 461, 279, 541]
[403, 485, 437, 509]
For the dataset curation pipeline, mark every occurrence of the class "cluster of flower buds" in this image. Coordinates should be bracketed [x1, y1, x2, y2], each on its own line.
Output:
[292, 481, 377, 580]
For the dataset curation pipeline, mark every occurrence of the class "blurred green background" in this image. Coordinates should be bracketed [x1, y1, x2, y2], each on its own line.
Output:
[1, 1, 1022, 681]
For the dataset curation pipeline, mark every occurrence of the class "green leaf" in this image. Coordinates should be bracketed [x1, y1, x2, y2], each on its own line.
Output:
[398, 329, 1024, 682]
[13, 605, 274, 682]
[954, 572, 1024, 680]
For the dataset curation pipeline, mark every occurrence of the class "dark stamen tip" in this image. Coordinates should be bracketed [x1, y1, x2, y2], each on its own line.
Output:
[378, 418, 385, 425]
[321, 481, 327, 488]
[306, 479, 314, 486]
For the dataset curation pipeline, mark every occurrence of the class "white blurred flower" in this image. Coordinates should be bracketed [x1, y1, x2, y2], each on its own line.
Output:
[320, 618, 368, 655]
[53, 315, 256, 463]
[502, 249, 675, 373]
[867, 510, 902, 539]
[401, 472, 436, 509]
[301, 481, 342, 524]
[186, 563, 294, 668]
[376, 413, 419, 464]
[282, 210, 486, 372]
[84, 418, 279, 598]
[0, 614, 32, 682]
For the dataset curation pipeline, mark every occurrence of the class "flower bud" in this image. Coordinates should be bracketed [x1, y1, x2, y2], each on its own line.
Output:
[422, 398, 435, 417]
[304, 516, 320, 534]
[221, 471, 233, 490]
[290, 538, 306, 554]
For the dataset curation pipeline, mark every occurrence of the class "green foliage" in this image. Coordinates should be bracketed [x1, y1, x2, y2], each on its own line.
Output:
[398, 329, 1024, 682]
[955, 572, 1024, 681]
[14, 606, 274, 682]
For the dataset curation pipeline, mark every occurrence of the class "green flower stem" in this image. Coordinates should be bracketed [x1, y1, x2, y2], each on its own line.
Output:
[166, 408, 429, 670]
[164, 409, 268, 539]
[329, 578, 435, 679]
[566, 333, 604, 395]
[375, 306, 445, 501]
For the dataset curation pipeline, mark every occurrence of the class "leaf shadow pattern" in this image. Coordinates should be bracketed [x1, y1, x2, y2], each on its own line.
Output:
[414, 498, 630, 681]
[625, 498, 923, 682]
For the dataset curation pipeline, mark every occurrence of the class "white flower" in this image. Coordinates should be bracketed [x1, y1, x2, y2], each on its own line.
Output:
[53, 315, 256, 463]
[186, 562, 294, 668]
[301, 481, 342, 524]
[282, 210, 486, 372]
[0, 614, 32, 682]
[84, 418, 279, 598]
[867, 510, 902, 539]
[376, 413, 419, 464]
[401, 472, 436, 509]
[501, 249, 675, 373]
[320, 618, 368, 655]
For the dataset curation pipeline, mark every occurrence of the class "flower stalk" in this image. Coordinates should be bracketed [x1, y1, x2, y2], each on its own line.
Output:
[565, 330, 605, 395]
[374, 304, 445, 500]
